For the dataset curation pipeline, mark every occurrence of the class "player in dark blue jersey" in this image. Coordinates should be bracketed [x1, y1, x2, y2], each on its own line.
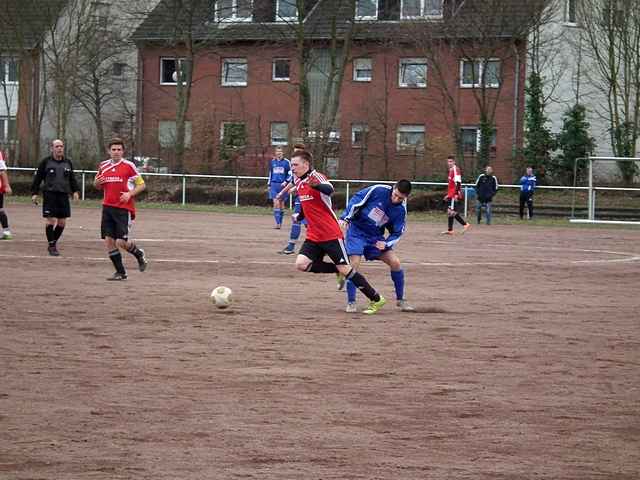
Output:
[338, 179, 415, 313]
[267, 147, 291, 229]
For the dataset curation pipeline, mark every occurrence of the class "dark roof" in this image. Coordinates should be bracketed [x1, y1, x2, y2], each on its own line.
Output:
[0, 0, 68, 50]
[131, 0, 547, 45]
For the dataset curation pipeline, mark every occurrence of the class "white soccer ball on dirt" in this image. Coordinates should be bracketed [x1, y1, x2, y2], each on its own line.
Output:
[210, 286, 233, 309]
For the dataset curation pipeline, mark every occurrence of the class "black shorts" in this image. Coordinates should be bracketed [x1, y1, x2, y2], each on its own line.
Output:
[101, 206, 132, 240]
[0, 193, 4, 209]
[299, 238, 350, 266]
[42, 191, 71, 218]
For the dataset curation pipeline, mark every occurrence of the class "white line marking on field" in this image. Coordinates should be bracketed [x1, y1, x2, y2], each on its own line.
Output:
[1, 252, 639, 267]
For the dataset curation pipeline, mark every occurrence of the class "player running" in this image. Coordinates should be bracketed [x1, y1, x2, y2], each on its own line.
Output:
[94, 138, 148, 281]
[338, 180, 415, 313]
[0, 149, 12, 240]
[442, 155, 470, 235]
[291, 150, 386, 315]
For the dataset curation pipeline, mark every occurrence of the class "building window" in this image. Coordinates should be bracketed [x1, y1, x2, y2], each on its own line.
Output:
[222, 58, 248, 86]
[158, 120, 192, 148]
[356, 0, 377, 19]
[351, 124, 369, 147]
[324, 157, 339, 177]
[276, 0, 297, 20]
[460, 59, 500, 88]
[0, 117, 17, 141]
[460, 127, 497, 154]
[220, 122, 247, 148]
[353, 58, 372, 82]
[397, 124, 425, 151]
[401, 0, 443, 19]
[565, 0, 577, 24]
[270, 122, 289, 145]
[399, 58, 427, 88]
[91, 1, 110, 29]
[160, 58, 187, 85]
[216, 0, 252, 22]
[272, 59, 290, 81]
[112, 62, 126, 77]
[0, 58, 18, 84]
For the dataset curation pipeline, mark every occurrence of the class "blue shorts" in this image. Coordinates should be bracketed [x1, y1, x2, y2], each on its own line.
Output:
[269, 184, 284, 200]
[345, 227, 390, 261]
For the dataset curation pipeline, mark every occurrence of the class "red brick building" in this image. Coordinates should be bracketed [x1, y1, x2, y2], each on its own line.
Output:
[133, 0, 533, 180]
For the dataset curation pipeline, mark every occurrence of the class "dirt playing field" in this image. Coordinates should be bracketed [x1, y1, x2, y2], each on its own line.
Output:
[1, 203, 639, 479]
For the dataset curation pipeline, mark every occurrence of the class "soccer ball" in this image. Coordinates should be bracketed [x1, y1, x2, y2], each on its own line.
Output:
[210, 286, 233, 309]
[172, 71, 178, 82]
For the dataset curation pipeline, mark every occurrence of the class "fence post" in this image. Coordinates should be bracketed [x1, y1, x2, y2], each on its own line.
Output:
[182, 176, 186, 205]
[464, 186, 468, 217]
[345, 182, 350, 208]
[235, 177, 239, 208]
[81, 172, 86, 200]
[592, 190, 596, 219]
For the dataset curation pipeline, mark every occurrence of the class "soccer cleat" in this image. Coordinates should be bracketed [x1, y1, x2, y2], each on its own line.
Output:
[274, 224, 282, 229]
[462, 223, 471, 234]
[345, 303, 357, 313]
[1, 232, 12, 240]
[397, 299, 416, 312]
[136, 249, 148, 272]
[336, 272, 346, 291]
[440, 230, 455, 235]
[107, 272, 128, 281]
[362, 296, 387, 315]
[47, 245, 60, 257]
[278, 246, 295, 255]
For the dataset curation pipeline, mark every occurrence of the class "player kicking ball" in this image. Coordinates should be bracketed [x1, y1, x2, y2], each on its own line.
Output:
[290, 150, 386, 315]
[339, 180, 415, 313]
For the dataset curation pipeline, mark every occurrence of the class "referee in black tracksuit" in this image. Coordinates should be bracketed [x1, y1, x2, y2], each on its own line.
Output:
[31, 139, 80, 256]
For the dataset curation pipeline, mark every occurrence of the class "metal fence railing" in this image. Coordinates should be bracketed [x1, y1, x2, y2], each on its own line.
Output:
[7, 167, 640, 219]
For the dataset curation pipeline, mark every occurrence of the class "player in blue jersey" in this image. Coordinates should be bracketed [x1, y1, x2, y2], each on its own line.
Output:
[338, 179, 416, 313]
[275, 143, 306, 254]
[519, 166, 537, 219]
[267, 147, 291, 229]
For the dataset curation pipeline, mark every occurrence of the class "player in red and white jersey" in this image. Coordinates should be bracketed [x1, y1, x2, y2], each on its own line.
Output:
[0, 149, 13, 239]
[291, 150, 386, 314]
[442, 155, 470, 235]
[94, 138, 148, 280]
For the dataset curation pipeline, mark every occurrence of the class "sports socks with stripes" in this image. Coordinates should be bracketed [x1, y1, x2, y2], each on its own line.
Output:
[108, 249, 126, 274]
[273, 208, 283, 226]
[347, 269, 404, 303]
[0, 210, 8, 229]
[126, 242, 144, 260]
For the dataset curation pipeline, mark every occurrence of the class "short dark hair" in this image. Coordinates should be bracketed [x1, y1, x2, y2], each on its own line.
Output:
[292, 150, 312, 164]
[447, 155, 455, 160]
[395, 179, 412, 195]
[293, 142, 306, 151]
[108, 138, 125, 149]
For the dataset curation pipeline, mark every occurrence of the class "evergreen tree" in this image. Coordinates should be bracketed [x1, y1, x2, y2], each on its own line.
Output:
[554, 104, 595, 185]
[523, 72, 555, 181]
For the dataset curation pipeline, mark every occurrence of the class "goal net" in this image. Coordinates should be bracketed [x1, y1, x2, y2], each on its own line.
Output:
[570, 156, 640, 225]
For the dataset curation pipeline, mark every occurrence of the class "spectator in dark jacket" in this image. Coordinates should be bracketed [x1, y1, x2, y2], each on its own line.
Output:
[475, 165, 499, 224]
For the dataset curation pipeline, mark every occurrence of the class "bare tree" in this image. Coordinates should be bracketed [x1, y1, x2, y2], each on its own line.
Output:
[0, 0, 65, 163]
[579, 0, 640, 184]
[407, 0, 552, 174]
